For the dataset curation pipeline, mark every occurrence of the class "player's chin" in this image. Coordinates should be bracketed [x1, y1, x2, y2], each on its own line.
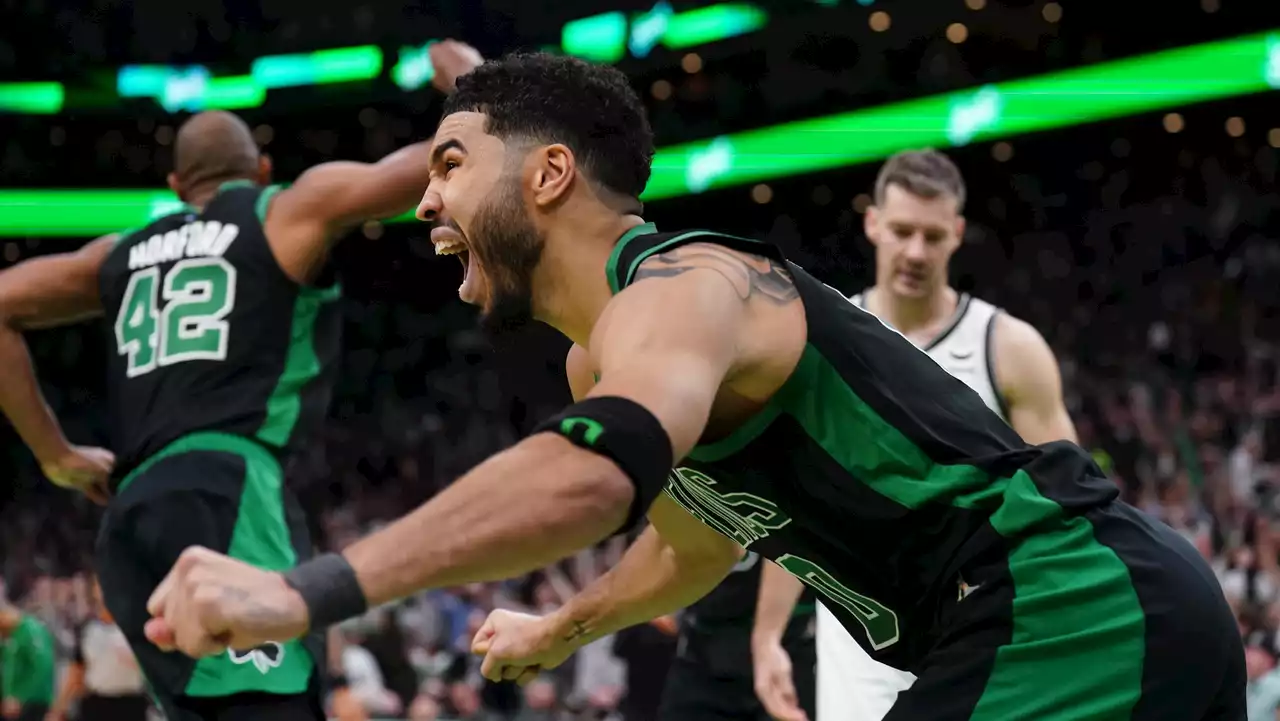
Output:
[891, 275, 929, 297]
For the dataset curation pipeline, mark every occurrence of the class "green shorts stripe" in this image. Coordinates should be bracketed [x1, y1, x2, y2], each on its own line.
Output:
[115, 431, 315, 698]
[970, 473, 1145, 720]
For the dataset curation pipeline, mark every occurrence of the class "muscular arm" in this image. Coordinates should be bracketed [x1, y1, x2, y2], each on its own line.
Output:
[263, 141, 437, 283]
[544, 494, 742, 647]
[992, 314, 1078, 446]
[0, 237, 113, 464]
[341, 248, 753, 608]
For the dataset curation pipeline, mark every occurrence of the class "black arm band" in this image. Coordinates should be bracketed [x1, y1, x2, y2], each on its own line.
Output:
[282, 553, 369, 631]
[327, 672, 350, 689]
[533, 396, 674, 533]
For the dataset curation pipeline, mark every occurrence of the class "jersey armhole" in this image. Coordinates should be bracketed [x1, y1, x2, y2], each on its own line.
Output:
[984, 311, 1013, 420]
[255, 184, 287, 223]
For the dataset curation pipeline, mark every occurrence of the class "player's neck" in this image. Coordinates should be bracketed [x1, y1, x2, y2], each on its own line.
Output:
[534, 213, 648, 347]
[870, 285, 958, 334]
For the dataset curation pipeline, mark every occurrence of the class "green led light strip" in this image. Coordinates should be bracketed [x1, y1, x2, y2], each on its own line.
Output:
[1, 31, 1277, 236]
[4, 2, 771, 113]
[0, 82, 64, 114]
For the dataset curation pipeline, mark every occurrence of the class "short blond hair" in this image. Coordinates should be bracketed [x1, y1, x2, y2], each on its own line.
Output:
[874, 149, 966, 212]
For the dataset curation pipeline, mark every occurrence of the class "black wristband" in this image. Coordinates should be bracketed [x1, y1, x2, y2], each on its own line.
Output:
[328, 672, 350, 689]
[282, 553, 368, 631]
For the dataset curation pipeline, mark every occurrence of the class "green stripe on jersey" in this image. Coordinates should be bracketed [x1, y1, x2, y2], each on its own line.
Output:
[970, 486, 1145, 720]
[255, 184, 285, 222]
[690, 344, 998, 509]
[255, 283, 341, 447]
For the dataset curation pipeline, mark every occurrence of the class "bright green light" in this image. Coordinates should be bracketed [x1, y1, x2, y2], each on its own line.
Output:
[2, 31, 1277, 235]
[661, 3, 768, 50]
[393, 42, 437, 91]
[252, 45, 382, 88]
[0, 82, 65, 114]
[562, 12, 628, 64]
[202, 76, 267, 110]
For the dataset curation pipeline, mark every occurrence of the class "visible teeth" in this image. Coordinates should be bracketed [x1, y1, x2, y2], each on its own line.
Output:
[434, 242, 466, 256]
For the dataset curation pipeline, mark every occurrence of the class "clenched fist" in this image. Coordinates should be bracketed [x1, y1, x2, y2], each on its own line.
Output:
[144, 546, 310, 658]
[470, 609, 579, 686]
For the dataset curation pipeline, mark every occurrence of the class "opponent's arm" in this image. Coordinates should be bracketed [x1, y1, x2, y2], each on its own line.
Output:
[991, 314, 1078, 445]
[752, 561, 805, 648]
[0, 237, 113, 466]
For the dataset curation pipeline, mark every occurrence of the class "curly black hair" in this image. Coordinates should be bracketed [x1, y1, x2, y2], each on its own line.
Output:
[442, 52, 655, 201]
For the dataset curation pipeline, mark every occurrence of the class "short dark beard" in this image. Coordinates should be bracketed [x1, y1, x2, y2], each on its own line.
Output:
[469, 171, 545, 334]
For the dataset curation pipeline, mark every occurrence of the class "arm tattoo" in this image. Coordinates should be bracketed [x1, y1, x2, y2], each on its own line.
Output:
[562, 619, 590, 643]
[220, 586, 296, 629]
[631, 243, 799, 306]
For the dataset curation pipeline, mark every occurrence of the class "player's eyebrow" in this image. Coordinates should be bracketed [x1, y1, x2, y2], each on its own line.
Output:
[430, 138, 467, 167]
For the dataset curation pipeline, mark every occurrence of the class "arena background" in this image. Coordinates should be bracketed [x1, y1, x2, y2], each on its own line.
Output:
[1, 0, 1279, 719]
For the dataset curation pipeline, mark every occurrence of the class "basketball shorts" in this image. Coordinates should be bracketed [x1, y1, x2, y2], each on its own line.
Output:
[95, 432, 325, 721]
[658, 619, 816, 721]
[879, 501, 1244, 721]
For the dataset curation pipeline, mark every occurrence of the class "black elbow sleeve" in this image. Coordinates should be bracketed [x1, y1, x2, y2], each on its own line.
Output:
[533, 396, 674, 534]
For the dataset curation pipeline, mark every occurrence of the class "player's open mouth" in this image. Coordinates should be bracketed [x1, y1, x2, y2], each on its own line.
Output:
[431, 225, 481, 302]
[431, 229, 470, 280]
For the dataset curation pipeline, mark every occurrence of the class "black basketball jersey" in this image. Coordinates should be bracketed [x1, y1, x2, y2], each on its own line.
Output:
[682, 549, 815, 632]
[98, 181, 342, 478]
[607, 223, 1117, 672]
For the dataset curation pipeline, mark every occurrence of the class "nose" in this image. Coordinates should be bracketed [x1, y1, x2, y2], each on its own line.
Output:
[416, 186, 442, 222]
[901, 235, 928, 262]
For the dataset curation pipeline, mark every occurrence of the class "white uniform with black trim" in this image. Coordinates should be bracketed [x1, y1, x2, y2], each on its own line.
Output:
[816, 291, 1008, 721]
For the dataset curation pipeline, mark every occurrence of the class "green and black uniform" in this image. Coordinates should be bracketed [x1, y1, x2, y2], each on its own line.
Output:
[94, 181, 341, 721]
[659, 552, 817, 721]
[1, 615, 55, 721]
[608, 223, 1244, 721]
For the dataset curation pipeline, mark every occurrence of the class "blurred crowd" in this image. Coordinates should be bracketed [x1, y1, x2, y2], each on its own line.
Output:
[2, 54, 1280, 721]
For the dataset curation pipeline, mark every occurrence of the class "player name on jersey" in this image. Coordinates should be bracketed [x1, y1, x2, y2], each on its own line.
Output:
[127, 220, 240, 270]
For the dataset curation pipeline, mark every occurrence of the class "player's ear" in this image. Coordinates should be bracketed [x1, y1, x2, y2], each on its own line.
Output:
[863, 205, 880, 244]
[530, 143, 574, 208]
[166, 172, 184, 202]
[257, 154, 274, 185]
[953, 215, 966, 245]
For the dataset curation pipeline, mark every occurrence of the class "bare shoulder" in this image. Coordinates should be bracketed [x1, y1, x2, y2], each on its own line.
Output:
[991, 311, 1062, 391]
[632, 241, 798, 306]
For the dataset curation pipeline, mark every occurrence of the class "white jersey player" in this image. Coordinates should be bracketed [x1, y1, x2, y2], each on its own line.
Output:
[750, 149, 1078, 721]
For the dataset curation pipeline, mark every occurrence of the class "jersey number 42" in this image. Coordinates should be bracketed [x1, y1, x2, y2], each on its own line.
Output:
[114, 258, 237, 378]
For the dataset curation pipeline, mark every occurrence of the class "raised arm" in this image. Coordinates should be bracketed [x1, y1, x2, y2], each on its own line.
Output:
[261, 41, 483, 284]
[0, 236, 116, 500]
[991, 314, 1078, 445]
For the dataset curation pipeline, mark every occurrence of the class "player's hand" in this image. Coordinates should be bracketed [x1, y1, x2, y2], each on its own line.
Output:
[143, 546, 310, 658]
[753, 638, 808, 721]
[41, 444, 114, 505]
[430, 39, 484, 94]
[470, 609, 575, 686]
[1, 698, 19, 720]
